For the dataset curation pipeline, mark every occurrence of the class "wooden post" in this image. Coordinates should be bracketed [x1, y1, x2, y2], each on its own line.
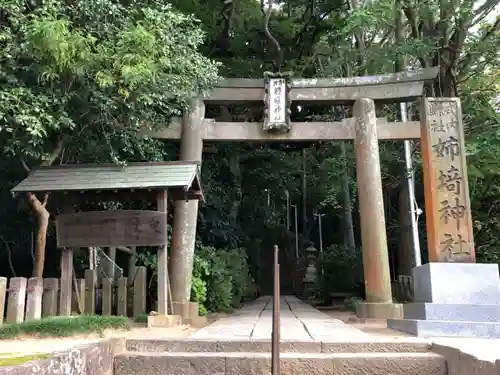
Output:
[59, 248, 73, 316]
[354, 98, 393, 303]
[133, 266, 147, 318]
[72, 278, 85, 314]
[6, 277, 27, 324]
[420, 98, 475, 262]
[84, 269, 97, 315]
[157, 190, 169, 315]
[42, 278, 59, 317]
[25, 277, 43, 321]
[0, 277, 7, 324]
[102, 278, 113, 316]
[128, 246, 137, 286]
[116, 277, 127, 316]
[170, 98, 205, 304]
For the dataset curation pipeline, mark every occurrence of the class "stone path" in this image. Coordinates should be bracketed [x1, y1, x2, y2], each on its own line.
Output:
[189, 296, 370, 341]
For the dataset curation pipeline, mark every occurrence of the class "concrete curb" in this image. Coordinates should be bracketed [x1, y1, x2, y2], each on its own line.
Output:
[432, 343, 500, 375]
[0, 338, 126, 375]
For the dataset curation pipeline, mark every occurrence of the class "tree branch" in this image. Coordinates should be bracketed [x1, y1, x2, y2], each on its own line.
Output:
[472, 0, 500, 25]
[403, 5, 429, 68]
[41, 139, 64, 167]
[20, 138, 64, 173]
[458, 15, 500, 79]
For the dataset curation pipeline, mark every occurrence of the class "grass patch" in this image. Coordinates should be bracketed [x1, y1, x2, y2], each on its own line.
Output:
[0, 353, 51, 367]
[0, 315, 131, 339]
[133, 313, 148, 324]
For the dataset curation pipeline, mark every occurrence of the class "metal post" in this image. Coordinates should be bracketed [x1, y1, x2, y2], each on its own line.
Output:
[301, 149, 307, 234]
[271, 245, 280, 375]
[285, 190, 290, 231]
[400, 102, 422, 267]
[314, 212, 325, 276]
[292, 205, 299, 260]
[265, 189, 270, 207]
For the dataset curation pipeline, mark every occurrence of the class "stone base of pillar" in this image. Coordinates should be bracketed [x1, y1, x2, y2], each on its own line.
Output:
[172, 301, 190, 319]
[147, 314, 182, 328]
[169, 301, 208, 327]
[388, 263, 500, 338]
[356, 302, 403, 319]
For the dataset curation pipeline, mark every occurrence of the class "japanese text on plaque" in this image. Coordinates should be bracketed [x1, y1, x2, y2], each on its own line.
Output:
[428, 100, 471, 260]
[268, 78, 287, 123]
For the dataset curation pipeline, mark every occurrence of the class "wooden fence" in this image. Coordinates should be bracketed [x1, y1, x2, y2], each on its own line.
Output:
[0, 266, 147, 325]
[392, 275, 414, 303]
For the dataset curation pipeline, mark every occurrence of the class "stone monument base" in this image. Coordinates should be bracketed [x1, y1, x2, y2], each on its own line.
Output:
[356, 302, 403, 319]
[147, 314, 182, 328]
[302, 281, 316, 298]
[388, 263, 500, 338]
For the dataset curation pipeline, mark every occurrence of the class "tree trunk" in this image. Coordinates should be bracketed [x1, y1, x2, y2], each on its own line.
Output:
[340, 141, 356, 249]
[22, 140, 64, 278]
[28, 193, 50, 277]
[301, 149, 307, 234]
[229, 153, 242, 224]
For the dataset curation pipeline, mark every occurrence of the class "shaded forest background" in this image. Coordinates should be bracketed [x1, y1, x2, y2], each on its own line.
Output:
[0, 0, 499, 313]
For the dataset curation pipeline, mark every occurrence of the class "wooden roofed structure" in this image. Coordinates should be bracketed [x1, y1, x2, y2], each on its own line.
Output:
[12, 160, 204, 319]
[11, 161, 204, 201]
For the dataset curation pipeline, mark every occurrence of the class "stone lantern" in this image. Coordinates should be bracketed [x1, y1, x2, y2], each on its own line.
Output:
[302, 242, 318, 297]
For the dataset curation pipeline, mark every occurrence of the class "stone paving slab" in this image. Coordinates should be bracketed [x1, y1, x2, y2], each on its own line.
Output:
[114, 351, 447, 375]
[189, 296, 368, 341]
[125, 338, 431, 353]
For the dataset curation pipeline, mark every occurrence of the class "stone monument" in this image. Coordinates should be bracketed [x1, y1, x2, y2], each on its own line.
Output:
[388, 98, 500, 338]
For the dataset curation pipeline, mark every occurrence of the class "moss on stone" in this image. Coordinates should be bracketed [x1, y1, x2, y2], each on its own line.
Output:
[0, 353, 51, 367]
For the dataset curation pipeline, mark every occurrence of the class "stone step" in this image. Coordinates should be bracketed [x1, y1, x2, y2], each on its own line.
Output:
[388, 318, 500, 338]
[114, 351, 446, 375]
[125, 339, 431, 353]
[403, 302, 500, 322]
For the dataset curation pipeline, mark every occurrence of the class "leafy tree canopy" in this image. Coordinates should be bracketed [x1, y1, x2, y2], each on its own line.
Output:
[0, 0, 220, 164]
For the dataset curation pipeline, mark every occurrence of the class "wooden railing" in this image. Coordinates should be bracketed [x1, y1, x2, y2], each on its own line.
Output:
[0, 266, 147, 324]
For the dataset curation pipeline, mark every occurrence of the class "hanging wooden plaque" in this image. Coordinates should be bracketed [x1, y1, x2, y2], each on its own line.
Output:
[56, 210, 167, 248]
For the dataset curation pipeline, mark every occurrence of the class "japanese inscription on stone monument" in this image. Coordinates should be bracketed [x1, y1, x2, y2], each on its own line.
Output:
[263, 71, 291, 132]
[421, 98, 475, 262]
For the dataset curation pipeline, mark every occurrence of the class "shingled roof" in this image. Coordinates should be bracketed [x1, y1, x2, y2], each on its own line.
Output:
[11, 161, 203, 201]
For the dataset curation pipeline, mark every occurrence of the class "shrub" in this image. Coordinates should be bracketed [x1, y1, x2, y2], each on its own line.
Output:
[191, 244, 256, 313]
[316, 244, 364, 300]
[0, 315, 130, 339]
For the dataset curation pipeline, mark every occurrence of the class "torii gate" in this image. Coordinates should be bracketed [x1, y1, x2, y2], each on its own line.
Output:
[148, 67, 477, 321]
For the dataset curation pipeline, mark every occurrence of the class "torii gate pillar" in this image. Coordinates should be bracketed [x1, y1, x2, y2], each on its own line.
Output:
[169, 99, 205, 306]
[354, 98, 402, 319]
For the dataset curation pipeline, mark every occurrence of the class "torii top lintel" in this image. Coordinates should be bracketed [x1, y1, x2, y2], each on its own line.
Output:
[204, 67, 438, 103]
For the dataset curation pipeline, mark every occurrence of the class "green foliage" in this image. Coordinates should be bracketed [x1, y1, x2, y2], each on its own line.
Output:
[0, 0, 220, 164]
[317, 245, 364, 298]
[0, 315, 130, 339]
[191, 244, 257, 313]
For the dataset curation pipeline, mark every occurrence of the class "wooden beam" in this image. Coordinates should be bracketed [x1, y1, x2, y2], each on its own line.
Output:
[206, 68, 438, 102]
[216, 68, 438, 88]
[143, 118, 421, 141]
